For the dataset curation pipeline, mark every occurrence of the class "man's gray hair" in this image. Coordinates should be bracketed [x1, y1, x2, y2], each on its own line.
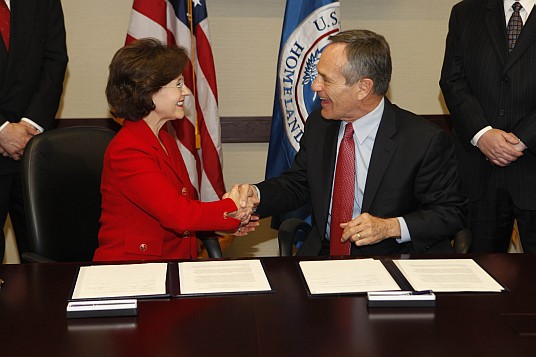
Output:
[328, 29, 392, 96]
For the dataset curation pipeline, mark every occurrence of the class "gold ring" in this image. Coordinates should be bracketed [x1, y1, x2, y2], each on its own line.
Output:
[357, 233, 361, 239]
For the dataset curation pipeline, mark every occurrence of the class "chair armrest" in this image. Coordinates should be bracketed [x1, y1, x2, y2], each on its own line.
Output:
[453, 228, 472, 254]
[277, 218, 312, 256]
[200, 237, 223, 258]
[21, 252, 57, 263]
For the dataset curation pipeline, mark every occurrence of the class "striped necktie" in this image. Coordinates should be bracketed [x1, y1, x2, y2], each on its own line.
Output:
[507, 2, 523, 52]
[330, 123, 355, 256]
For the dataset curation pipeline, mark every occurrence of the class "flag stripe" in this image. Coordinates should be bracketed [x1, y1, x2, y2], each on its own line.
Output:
[195, 22, 218, 103]
[127, 0, 225, 202]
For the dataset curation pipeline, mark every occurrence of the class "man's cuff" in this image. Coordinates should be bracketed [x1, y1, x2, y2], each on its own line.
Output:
[252, 184, 260, 201]
[0, 119, 45, 133]
[0, 121, 9, 132]
[471, 126, 492, 147]
[21, 118, 44, 133]
[395, 217, 411, 243]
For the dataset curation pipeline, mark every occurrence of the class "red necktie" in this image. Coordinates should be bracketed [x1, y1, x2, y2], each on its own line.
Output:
[507, 2, 523, 53]
[330, 123, 355, 256]
[0, 0, 9, 51]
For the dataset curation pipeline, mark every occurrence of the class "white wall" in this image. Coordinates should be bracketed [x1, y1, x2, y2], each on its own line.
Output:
[4, 0, 461, 262]
[58, 0, 458, 119]
[58, 0, 459, 188]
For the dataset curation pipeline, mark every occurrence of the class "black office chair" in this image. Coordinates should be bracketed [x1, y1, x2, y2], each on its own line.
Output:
[21, 126, 223, 262]
[452, 228, 472, 254]
[201, 237, 223, 258]
[21, 126, 116, 263]
[277, 218, 472, 256]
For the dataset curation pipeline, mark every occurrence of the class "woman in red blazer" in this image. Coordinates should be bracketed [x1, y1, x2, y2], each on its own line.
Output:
[93, 39, 251, 261]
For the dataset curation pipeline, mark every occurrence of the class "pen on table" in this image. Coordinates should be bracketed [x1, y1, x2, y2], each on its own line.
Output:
[370, 290, 433, 296]
[411, 290, 433, 295]
[390, 290, 433, 295]
[69, 302, 134, 308]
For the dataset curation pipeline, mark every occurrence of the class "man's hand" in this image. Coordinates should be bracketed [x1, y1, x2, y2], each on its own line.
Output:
[220, 183, 261, 237]
[223, 184, 260, 224]
[477, 129, 523, 166]
[340, 212, 400, 247]
[232, 214, 260, 237]
[237, 183, 259, 209]
[0, 122, 40, 160]
[224, 184, 252, 223]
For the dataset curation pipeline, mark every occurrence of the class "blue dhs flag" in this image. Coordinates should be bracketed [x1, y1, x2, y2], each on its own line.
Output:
[266, 0, 340, 228]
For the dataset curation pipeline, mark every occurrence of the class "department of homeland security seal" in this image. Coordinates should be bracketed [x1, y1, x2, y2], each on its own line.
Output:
[278, 3, 340, 151]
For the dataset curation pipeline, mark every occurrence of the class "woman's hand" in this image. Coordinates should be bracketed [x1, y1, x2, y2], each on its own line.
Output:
[223, 184, 259, 224]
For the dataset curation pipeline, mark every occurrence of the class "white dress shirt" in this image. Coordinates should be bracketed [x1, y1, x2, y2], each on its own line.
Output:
[326, 98, 411, 243]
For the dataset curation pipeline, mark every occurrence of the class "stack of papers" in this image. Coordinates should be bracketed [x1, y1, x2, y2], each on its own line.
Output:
[298, 258, 505, 296]
[299, 259, 400, 295]
[393, 259, 505, 292]
[72, 263, 168, 300]
[178, 259, 272, 295]
[69, 263, 169, 319]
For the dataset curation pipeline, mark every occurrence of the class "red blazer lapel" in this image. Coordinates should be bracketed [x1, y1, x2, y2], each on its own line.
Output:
[123, 120, 196, 200]
[159, 127, 198, 200]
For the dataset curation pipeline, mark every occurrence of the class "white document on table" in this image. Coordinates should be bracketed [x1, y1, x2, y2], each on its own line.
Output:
[393, 259, 505, 292]
[299, 259, 401, 295]
[71, 263, 168, 299]
[178, 259, 272, 295]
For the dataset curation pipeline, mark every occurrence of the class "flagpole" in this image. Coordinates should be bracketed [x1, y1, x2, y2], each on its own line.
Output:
[187, 0, 201, 149]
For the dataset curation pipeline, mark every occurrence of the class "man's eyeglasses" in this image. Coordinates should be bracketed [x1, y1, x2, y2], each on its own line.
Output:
[161, 77, 185, 91]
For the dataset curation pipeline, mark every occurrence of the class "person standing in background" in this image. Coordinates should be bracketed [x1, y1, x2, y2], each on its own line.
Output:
[440, 0, 536, 252]
[0, 0, 68, 261]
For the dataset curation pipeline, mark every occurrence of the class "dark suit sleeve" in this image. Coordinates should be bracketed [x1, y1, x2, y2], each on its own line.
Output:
[255, 118, 314, 218]
[439, 4, 488, 145]
[403, 129, 467, 252]
[24, 0, 68, 129]
[513, 109, 536, 152]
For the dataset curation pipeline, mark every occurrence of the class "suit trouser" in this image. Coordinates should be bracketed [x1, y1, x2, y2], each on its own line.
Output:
[0, 171, 29, 261]
[468, 168, 536, 253]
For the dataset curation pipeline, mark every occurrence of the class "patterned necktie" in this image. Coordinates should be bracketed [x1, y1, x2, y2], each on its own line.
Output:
[0, 0, 9, 51]
[330, 123, 355, 256]
[507, 2, 523, 52]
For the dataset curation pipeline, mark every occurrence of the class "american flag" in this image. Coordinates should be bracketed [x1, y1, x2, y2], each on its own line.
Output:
[126, 0, 225, 202]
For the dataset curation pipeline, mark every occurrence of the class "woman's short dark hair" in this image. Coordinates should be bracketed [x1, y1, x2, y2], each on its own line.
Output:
[106, 38, 189, 121]
[328, 30, 392, 96]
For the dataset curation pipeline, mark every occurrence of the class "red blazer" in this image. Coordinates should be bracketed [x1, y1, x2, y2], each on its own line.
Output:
[93, 120, 239, 261]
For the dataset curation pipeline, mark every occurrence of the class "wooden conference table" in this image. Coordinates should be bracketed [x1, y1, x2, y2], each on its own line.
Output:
[1, 254, 535, 356]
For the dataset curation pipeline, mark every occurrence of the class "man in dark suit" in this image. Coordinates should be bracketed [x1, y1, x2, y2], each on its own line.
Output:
[440, 0, 536, 252]
[238, 29, 466, 256]
[0, 0, 68, 260]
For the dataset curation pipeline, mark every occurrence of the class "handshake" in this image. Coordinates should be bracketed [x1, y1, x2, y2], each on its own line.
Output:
[222, 184, 260, 236]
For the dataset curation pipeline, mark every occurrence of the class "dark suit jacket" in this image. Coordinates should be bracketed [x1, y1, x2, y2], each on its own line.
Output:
[93, 120, 240, 262]
[0, 0, 68, 174]
[440, 0, 536, 209]
[256, 100, 467, 256]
